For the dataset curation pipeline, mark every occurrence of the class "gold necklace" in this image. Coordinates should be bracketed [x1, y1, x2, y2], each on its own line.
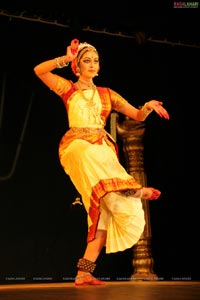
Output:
[78, 79, 95, 88]
[77, 82, 96, 108]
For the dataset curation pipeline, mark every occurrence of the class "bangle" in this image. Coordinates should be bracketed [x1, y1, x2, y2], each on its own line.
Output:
[141, 102, 153, 117]
[55, 56, 69, 68]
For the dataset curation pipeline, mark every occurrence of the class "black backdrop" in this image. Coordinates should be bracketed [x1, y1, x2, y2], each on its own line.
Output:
[0, 9, 199, 283]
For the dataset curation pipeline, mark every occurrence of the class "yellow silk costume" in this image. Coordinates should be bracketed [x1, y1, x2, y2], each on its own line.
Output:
[51, 76, 145, 253]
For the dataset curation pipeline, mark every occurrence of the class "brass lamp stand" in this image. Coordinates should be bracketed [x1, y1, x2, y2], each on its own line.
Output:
[115, 116, 158, 280]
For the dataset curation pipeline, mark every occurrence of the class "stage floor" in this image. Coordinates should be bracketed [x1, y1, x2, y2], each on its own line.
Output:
[0, 281, 200, 300]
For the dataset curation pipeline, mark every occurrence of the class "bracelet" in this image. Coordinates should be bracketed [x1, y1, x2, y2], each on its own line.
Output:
[55, 56, 69, 68]
[141, 102, 153, 117]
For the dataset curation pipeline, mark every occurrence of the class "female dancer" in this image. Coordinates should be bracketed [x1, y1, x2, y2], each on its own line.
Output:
[34, 38, 169, 286]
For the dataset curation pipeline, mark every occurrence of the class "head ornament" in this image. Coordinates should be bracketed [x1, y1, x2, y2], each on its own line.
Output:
[78, 42, 97, 52]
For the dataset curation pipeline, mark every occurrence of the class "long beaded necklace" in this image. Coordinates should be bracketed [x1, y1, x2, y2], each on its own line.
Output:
[77, 81, 97, 108]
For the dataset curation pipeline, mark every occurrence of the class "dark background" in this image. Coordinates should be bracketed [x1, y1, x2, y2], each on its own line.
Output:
[0, 2, 199, 283]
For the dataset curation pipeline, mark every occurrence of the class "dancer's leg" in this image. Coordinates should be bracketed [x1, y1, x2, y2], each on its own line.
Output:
[82, 229, 107, 262]
[75, 229, 107, 286]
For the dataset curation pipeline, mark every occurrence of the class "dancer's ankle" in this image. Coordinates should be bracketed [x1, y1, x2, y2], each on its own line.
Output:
[77, 271, 90, 277]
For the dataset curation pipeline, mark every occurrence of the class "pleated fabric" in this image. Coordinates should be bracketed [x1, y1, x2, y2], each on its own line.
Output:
[98, 192, 145, 253]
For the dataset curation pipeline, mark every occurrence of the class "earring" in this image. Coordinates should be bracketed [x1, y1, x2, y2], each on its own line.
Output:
[95, 73, 99, 76]
[76, 67, 80, 76]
